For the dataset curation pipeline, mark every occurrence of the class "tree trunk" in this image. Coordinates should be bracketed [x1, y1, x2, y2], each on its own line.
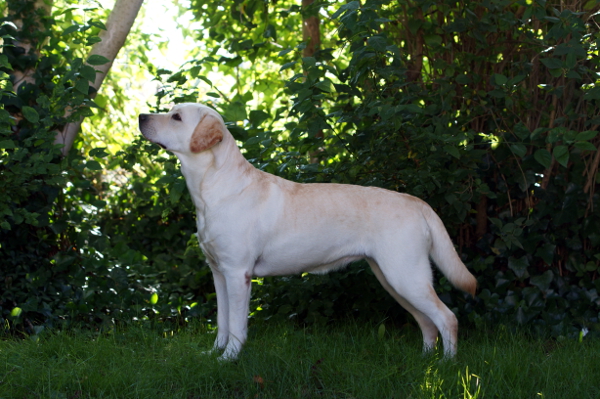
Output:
[54, 0, 144, 156]
[7, 0, 54, 114]
[302, 0, 323, 163]
[302, 0, 321, 58]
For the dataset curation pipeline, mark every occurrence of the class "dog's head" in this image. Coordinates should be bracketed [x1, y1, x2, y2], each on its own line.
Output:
[138, 103, 225, 155]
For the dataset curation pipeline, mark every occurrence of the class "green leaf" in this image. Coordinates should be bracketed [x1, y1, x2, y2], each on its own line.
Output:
[574, 141, 597, 151]
[396, 104, 423, 114]
[530, 270, 553, 292]
[302, 57, 316, 68]
[511, 143, 527, 158]
[515, 307, 527, 324]
[249, 110, 269, 126]
[455, 74, 471, 84]
[507, 75, 526, 86]
[514, 123, 530, 140]
[586, 261, 597, 271]
[367, 36, 388, 52]
[377, 323, 385, 340]
[534, 149, 552, 169]
[0, 140, 16, 149]
[332, 1, 359, 19]
[263, 24, 276, 39]
[565, 52, 577, 69]
[21, 106, 39, 123]
[548, 68, 562, 78]
[85, 160, 102, 171]
[508, 256, 529, 279]
[278, 48, 293, 57]
[75, 79, 89, 94]
[90, 147, 109, 158]
[540, 57, 562, 69]
[552, 145, 569, 168]
[80, 65, 97, 83]
[407, 19, 422, 34]
[424, 34, 442, 46]
[0, 54, 12, 70]
[156, 175, 175, 185]
[575, 130, 598, 141]
[493, 73, 507, 86]
[63, 24, 80, 35]
[585, 0, 598, 9]
[88, 20, 107, 30]
[547, 127, 564, 143]
[488, 89, 506, 98]
[87, 54, 110, 65]
[443, 145, 460, 159]
[535, 244, 556, 265]
[280, 61, 296, 71]
[314, 80, 333, 93]
[223, 101, 247, 122]
[169, 179, 185, 204]
[245, 136, 262, 146]
[585, 87, 600, 100]
[86, 36, 102, 46]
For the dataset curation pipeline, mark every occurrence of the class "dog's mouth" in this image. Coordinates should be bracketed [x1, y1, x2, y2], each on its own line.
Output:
[145, 137, 167, 150]
[140, 131, 166, 149]
[139, 127, 167, 150]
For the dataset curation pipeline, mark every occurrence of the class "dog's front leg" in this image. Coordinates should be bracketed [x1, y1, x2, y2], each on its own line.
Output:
[211, 268, 230, 352]
[218, 270, 252, 361]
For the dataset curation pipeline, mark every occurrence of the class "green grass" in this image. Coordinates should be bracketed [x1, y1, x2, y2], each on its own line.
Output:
[1, 321, 599, 398]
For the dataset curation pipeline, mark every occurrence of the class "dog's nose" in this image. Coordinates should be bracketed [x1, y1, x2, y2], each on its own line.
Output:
[139, 114, 149, 123]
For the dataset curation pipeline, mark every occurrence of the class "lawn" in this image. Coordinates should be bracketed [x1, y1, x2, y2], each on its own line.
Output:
[1, 320, 598, 398]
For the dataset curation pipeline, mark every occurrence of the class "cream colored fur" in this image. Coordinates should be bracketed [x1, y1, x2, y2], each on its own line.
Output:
[138, 103, 477, 360]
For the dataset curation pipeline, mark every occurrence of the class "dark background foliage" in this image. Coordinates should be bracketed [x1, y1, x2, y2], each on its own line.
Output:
[1, 0, 600, 339]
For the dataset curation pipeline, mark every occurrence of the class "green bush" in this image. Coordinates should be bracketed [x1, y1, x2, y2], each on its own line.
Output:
[0, 2, 216, 334]
[2, 0, 600, 339]
[164, 0, 600, 335]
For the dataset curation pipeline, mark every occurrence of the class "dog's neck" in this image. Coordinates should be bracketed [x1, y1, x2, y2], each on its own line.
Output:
[177, 129, 256, 211]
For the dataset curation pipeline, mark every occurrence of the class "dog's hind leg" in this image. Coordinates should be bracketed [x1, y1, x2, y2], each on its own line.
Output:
[369, 252, 459, 357]
[403, 284, 458, 357]
[367, 259, 439, 352]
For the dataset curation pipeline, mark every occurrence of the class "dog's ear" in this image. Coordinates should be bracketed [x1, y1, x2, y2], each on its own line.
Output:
[190, 114, 224, 153]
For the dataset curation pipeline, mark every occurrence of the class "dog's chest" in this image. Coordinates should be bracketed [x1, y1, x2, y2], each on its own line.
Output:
[195, 213, 218, 264]
[195, 210, 209, 243]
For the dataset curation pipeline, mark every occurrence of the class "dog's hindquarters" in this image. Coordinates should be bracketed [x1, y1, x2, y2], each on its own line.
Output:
[367, 258, 441, 352]
[367, 242, 460, 356]
[365, 198, 475, 356]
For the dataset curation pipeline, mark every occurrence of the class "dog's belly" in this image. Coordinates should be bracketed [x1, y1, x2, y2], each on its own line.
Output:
[252, 253, 366, 277]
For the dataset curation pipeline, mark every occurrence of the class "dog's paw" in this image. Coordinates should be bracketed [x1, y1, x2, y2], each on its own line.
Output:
[217, 349, 240, 362]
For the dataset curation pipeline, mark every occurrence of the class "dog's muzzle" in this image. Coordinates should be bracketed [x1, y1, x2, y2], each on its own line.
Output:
[138, 114, 166, 149]
[138, 114, 150, 133]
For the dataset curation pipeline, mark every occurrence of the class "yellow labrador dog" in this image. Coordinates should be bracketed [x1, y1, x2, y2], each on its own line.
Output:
[138, 103, 476, 360]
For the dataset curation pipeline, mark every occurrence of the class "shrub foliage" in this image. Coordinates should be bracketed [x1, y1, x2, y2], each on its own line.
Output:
[1, 0, 600, 337]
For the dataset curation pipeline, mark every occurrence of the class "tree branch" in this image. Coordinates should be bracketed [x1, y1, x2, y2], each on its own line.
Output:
[54, 0, 144, 156]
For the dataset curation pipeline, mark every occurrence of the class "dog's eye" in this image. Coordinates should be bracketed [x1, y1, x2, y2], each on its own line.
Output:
[172, 113, 182, 121]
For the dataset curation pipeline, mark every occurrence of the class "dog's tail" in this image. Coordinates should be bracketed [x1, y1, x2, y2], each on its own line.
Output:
[423, 205, 477, 296]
